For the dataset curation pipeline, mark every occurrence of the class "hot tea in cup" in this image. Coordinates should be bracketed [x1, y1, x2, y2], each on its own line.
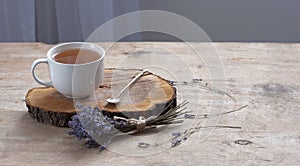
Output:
[31, 42, 105, 98]
[54, 49, 100, 64]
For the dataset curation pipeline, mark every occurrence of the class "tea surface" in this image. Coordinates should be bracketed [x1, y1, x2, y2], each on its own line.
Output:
[54, 49, 100, 64]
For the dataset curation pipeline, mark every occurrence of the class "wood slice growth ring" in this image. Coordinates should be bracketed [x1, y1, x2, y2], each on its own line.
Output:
[26, 69, 176, 127]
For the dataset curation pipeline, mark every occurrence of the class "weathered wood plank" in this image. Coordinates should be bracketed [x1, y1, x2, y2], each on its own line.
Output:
[0, 42, 299, 165]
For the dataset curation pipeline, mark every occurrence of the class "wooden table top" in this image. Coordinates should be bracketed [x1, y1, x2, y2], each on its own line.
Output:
[0, 42, 299, 165]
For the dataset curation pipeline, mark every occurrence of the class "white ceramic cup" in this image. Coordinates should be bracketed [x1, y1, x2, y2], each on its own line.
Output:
[31, 42, 105, 98]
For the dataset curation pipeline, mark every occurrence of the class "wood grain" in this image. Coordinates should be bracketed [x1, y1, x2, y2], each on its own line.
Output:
[25, 69, 176, 126]
[0, 42, 299, 165]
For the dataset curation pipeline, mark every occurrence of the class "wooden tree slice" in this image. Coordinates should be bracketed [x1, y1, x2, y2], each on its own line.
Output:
[91, 69, 177, 119]
[26, 69, 176, 127]
[26, 88, 75, 127]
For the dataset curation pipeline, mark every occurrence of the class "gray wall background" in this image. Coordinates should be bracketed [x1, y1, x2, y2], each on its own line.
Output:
[0, 0, 35, 42]
[1, 0, 300, 43]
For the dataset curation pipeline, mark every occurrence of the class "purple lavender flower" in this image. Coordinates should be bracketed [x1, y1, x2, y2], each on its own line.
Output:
[171, 138, 181, 147]
[68, 102, 118, 150]
[99, 145, 106, 151]
[171, 131, 182, 138]
[85, 139, 98, 148]
[68, 114, 89, 139]
[103, 126, 112, 133]
[184, 113, 196, 119]
[138, 142, 150, 148]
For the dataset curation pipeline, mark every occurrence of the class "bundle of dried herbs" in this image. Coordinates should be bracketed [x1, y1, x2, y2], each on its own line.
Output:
[68, 101, 188, 150]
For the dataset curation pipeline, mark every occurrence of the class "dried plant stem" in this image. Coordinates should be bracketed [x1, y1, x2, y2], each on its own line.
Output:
[172, 80, 236, 101]
[196, 105, 248, 119]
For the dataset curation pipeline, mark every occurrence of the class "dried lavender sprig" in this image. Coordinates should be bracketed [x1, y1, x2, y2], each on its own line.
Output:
[169, 105, 248, 148]
[68, 102, 119, 149]
[68, 100, 188, 149]
[68, 114, 99, 148]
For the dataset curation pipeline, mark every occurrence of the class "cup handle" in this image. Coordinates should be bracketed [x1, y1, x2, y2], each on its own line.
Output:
[31, 58, 52, 87]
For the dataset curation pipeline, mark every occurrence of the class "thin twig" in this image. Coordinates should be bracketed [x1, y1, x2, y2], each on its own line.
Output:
[172, 80, 236, 101]
[195, 105, 248, 119]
